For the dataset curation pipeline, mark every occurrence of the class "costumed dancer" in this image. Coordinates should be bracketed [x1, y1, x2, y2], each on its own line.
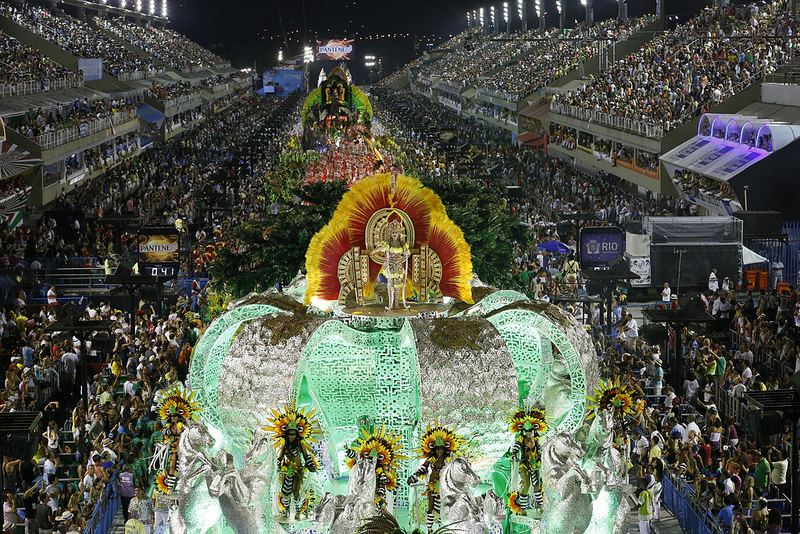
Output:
[264, 402, 319, 520]
[153, 383, 203, 494]
[407, 424, 462, 533]
[587, 376, 645, 475]
[508, 405, 547, 516]
[375, 212, 410, 311]
[346, 424, 407, 511]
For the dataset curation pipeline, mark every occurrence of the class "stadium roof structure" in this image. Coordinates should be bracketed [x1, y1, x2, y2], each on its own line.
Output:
[0, 86, 108, 119]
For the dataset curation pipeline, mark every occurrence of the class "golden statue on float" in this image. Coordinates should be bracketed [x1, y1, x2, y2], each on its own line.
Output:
[304, 173, 473, 313]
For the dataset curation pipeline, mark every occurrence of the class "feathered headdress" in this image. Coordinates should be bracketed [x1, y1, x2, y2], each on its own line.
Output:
[155, 383, 202, 422]
[415, 423, 462, 458]
[263, 401, 319, 447]
[305, 174, 473, 304]
[508, 407, 548, 435]
[586, 377, 643, 420]
[347, 424, 408, 473]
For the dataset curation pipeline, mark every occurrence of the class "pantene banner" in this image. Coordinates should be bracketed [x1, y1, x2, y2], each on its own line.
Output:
[316, 39, 355, 61]
[137, 227, 180, 266]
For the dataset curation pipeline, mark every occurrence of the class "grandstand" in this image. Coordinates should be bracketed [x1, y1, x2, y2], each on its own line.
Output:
[387, 2, 800, 214]
[0, 0, 252, 207]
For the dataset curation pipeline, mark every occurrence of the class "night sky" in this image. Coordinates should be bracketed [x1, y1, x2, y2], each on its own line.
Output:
[168, 0, 712, 83]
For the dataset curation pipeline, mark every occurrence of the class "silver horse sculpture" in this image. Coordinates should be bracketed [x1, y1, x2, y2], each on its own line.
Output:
[439, 455, 506, 534]
[170, 421, 278, 534]
[310, 456, 377, 534]
[584, 409, 633, 533]
[541, 431, 595, 534]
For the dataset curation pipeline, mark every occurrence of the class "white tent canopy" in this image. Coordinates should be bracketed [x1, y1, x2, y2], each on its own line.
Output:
[742, 246, 768, 265]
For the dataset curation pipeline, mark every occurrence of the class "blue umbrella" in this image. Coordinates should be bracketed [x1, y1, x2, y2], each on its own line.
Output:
[536, 240, 572, 254]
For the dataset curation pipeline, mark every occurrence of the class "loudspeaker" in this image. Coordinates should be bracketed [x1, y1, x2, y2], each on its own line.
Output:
[609, 256, 628, 275]
[747, 411, 784, 436]
[114, 263, 132, 277]
[642, 324, 668, 345]
[556, 222, 574, 239]
[678, 291, 706, 316]
[733, 211, 783, 236]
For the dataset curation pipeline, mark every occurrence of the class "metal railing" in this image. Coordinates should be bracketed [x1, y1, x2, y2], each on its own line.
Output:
[549, 102, 665, 139]
[83, 471, 120, 534]
[148, 90, 202, 110]
[729, 329, 794, 378]
[0, 74, 84, 99]
[117, 68, 163, 82]
[33, 111, 138, 150]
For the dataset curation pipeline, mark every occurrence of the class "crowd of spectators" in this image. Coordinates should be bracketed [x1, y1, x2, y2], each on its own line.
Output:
[418, 27, 538, 88]
[672, 168, 740, 204]
[2, 2, 154, 78]
[7, 97, 138, 141]
[551, 2, 797, 133]
[476, 16, 654, 101]
[1, 295, 202, 533]
[0, 30, 82, 93]
[0, 90, 299, 532]
[94, 17, 230, 72]
[147, 81, 199, 101]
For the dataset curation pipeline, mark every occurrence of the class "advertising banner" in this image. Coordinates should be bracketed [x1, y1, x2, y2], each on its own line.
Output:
[137, 227, 180, 278]
[315, 39, 355, 61]
[579, 226, 625, 267]
[78, 58, 103, 81]
[263, 69, 304, 96]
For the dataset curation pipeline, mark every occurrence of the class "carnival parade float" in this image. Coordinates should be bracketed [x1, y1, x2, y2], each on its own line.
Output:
[159, 69, 639, 534]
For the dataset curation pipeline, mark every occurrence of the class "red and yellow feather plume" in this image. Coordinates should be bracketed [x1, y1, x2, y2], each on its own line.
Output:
[428, 212, 473, 303]
[334, 174, 447, 251]
[305, 219, 352, 304]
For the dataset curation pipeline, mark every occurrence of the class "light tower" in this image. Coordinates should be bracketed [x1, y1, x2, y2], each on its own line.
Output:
[535, 0, 544, 32]
[490, 5, 496, 34]
[581, 0, 592, 29]
[503, 2, 510, 33]
[518, 0, 526, 31]
[556, 0, 563, 33]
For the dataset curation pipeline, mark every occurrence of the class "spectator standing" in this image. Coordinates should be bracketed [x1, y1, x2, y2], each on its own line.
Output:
[753, 450, 771, 494]
[46, 286, 57, 306]
[129, 486, 153, 533]
[36, 493, 53, 534]
[651, 358, 664, 397]
[61, 349, 78, 397]
[2, 493, 15, 530]
[118, 464, 136, 522]
[709, 268, 719, 292]
[769, 448, 788, 498]
[772, 258, 784, 289]
[638, 475, 655, 534]
[661, 282, 671, 304]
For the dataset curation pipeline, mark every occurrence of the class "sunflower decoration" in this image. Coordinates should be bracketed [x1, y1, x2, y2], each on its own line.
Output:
[155, 471, 173, 494]
[507, 491, 522, 515]
[415, 423, 463, 459]
[508, 407, 548, 436]
[156, 383, 202, 422]
[350, 424, 408, 475]
[586, 377, 642, 420]
[263, 401, 319, 449]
